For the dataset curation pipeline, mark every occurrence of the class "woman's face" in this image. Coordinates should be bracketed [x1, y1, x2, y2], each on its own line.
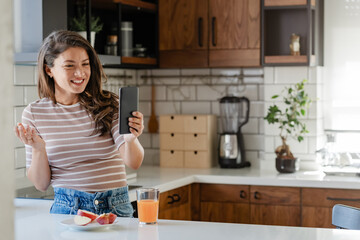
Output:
[46, 47, 91, 105]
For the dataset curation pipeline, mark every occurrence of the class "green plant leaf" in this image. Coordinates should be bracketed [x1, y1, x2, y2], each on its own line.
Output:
[272, 95, 279, 99]
[301, 109, 305, 116]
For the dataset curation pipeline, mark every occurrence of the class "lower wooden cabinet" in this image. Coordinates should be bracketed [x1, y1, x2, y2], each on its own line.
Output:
[200, 184, 250, 223]
[301, 187, 360, 228]
[158, 185, 192, 220]
[158, 183, 360, 229]
[250, 186, 301, 226]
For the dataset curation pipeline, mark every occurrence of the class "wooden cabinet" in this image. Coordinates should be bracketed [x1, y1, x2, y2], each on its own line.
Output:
[158, 0, 261, 68]
[158, 185, 192, 220]
[301, 188, 360, 228]
[250, 186, 301, 226]
[159, 115, 217, 168]
[261, 0, 324, 66]
[68, 0, 158, 68]
[200, 184, 250, 223]
[199, 184, 300, 226]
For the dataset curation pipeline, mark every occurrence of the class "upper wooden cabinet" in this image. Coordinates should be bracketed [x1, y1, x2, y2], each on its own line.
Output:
[158, 0, 261, 68]
[261, 0, 324, 66]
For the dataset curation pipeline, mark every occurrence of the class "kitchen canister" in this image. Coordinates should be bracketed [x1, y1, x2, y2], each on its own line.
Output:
[121, 21, 133, 57]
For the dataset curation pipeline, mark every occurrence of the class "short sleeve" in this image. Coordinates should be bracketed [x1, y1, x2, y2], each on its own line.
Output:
[111, 113, 125, 150]
[22, 104, 37, 169]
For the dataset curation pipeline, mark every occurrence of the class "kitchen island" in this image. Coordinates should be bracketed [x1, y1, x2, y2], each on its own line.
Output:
[15, 198, 360, 240]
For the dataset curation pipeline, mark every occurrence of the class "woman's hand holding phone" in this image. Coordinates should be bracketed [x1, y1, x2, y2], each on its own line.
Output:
[123, 111, 144, 142]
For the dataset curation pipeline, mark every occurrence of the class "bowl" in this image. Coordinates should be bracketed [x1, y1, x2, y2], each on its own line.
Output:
[276, 157, 300, 173]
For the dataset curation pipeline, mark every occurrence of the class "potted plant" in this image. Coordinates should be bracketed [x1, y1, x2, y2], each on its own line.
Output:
[69, 13, 103, 47]
[264, 79, 312, 173]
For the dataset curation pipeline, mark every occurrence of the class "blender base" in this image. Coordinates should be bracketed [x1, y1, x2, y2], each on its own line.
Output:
[219, 159, 251, 168]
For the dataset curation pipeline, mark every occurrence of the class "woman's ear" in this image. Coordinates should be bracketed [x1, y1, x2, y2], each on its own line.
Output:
[45, 65, 52, 78]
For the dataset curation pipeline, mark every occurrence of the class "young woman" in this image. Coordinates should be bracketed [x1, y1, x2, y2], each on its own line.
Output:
[14, 30, 144, 217]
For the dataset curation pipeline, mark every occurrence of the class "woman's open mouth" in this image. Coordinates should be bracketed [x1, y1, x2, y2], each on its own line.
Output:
[71, 79, 85, 86]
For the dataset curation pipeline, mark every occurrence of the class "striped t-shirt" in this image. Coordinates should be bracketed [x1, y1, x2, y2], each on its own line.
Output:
[22, 98, 127, 193]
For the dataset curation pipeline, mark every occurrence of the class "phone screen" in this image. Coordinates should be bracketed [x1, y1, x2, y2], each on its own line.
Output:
[119, 87, 139, 134]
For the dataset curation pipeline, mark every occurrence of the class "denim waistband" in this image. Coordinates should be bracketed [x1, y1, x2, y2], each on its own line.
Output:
[53, 186, 130, 210]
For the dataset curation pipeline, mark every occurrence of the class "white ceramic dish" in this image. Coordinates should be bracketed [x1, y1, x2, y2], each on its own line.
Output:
[60, 218, 118, 231]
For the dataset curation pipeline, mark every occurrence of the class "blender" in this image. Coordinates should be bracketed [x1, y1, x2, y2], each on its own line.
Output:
[219, 96, 251, 168]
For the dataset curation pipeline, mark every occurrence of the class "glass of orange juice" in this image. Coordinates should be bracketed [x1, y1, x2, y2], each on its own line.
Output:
[136, 188, 160, 224]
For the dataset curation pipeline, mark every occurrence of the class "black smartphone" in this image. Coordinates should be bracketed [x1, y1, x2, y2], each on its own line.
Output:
[119, 86, 139, 134]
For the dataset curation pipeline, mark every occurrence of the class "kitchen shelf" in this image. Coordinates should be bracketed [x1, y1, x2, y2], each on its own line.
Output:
[114, 0, 157, 12]
[121, 56, 157, 65]
[261, 0, 323, 66]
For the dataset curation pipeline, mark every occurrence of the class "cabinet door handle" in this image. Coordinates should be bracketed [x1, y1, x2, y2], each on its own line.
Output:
[327, 197, 360, 201]
[198, 17, 203, 47]
[173, 194, 181, 202]
[167, 195, 174, 204]
[240, 190, 246, 199]
[211, 17, 217, 46]
[254, 191, 261, 200]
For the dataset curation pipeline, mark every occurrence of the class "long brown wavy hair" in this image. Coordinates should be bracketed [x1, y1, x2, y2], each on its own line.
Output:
[37, 30, 118, 136]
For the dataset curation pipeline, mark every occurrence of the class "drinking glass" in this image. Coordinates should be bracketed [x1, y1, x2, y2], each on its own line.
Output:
[136, 188, 160, 224]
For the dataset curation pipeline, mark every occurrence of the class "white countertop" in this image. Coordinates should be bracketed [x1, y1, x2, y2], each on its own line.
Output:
[128, 166, 360, 201]
[14, 198, 360, 240]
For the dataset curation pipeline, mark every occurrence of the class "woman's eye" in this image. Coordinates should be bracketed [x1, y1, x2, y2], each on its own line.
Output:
[83, 63, 90, 66]
[64, 65, 73, 68]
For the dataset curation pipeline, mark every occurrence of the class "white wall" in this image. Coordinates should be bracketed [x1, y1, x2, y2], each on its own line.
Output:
[0, 0, 14, 239]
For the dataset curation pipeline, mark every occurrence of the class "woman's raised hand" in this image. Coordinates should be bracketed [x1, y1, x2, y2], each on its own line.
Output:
[14, 123, 45, 150]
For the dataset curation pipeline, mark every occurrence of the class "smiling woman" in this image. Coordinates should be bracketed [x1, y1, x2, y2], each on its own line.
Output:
[14, 30, 145, 218]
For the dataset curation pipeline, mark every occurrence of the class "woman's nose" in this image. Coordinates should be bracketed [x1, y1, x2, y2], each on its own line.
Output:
[74, 67, 85, 77]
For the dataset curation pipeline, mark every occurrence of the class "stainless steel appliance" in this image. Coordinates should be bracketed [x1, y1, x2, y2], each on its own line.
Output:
[219, 96, 251, 168]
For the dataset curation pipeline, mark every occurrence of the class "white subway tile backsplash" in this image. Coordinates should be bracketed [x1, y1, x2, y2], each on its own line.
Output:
[167, 86, 196, 101]
[250, 102, 264, 118]
[274, 66, 308, 84]
[14, 106, 25, 125]
[211, 68, 241, 76]
[139, 102, 151, 117]
[211, 76, 241, 85]
[265, 136, 275, 152]
[151, 133, 159, 148]
[244, 134, 264, 151]
[156, 102, 181, 115]
[242, 118, 259, 134]
[228, 85, 258, 101]
[14, 87, 24, 106]
[243, 68, 264, 76]
[139, 133, 151, 148]
[14, 65, 36, 85]
[139, 86, 166, 101]
[14, 148, 26, 169]
[151, 69, 180, 76]
[211, 101, 220, 115]
[243, 77, 263, 84]
[15, 168, 25, 179]
[154, 78, 181, 85]
[181, 69, 210, 76]
[24, 86, 38, 104]
[264, 67, 274, 84]
[181, 101, 211, 114]
[197, 85, 227, 101]
[259, 118, 264, 134]
[143, 149, 159, 165]
[258, 84, 264, 101]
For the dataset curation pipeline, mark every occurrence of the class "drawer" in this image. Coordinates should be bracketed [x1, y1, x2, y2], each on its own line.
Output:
[160, 185, 189, 211]
[159, 115, 184, 133]
[160, 150, 184, 168]
[184, 150, 212, 168]
[200, 184, 250, 203]
[184, 133, 208, 150]
[250, 186, 300, 205]
[160, 133, 184, 150]
[302, 188, 360, 208]
[184, 115, 207, 133]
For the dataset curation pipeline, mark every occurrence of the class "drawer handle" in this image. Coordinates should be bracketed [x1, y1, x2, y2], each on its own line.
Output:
[326, 197, 360, 201]
[171, 133, 174, 137]
[173, 194, 181, 202]
[167, 195, 174, 204]
[194, 133, 197, 137]
[194, 151, 198, 155]
[240, 190, 246, 199]
[171, 116, 174, 120]
[254, 191, 261, 200]
[170, 150, 174, 154]
[193, 116, 197, 120]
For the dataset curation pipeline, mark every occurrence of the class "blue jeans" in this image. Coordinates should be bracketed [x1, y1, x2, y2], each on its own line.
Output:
[50, 186, 134, 217]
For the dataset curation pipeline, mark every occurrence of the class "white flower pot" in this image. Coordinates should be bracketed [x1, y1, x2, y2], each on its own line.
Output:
[77, 31, 96, 47]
